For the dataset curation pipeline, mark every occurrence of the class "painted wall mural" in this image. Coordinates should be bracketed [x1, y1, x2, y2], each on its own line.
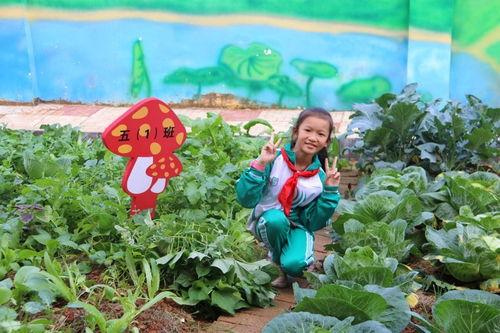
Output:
[0, 0, 498, 109]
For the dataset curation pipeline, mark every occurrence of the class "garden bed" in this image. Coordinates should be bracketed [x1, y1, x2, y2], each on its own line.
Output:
[1, 84, 498, 332]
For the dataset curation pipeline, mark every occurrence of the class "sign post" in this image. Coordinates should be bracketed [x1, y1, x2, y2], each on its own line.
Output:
[102, 98, 187, 217]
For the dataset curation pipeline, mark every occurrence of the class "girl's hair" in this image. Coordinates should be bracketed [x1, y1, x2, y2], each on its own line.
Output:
[291, 108, 334, 170]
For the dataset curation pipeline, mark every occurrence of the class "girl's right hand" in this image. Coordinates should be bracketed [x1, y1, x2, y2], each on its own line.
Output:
[257, 133, 281, 166]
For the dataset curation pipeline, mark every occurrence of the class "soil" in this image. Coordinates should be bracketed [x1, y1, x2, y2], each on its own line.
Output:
[134, 299, 206, 333]
[171, 93, 275, 109]
[407, 256, 440, 276]
[86, 265, 106, 285]
[402, 290, 436, 333]
[47, 266, 207, 332]
[0, 93, 280, 110]
[413, 290, 436, 319]
[51, 298, 202, 332]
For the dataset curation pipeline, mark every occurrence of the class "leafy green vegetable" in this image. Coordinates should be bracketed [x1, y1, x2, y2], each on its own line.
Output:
[0, 118, 276, 323]
[263, 312, 390, 333]
[333, 190, 427, 235]
[425, 223, 500, 284]
[306, 247, 418, 292]
[334, 219, 414, 262]
[345, 84, 499, 175]
[433, 290, 500, 333]
[292, 284, 411, 333]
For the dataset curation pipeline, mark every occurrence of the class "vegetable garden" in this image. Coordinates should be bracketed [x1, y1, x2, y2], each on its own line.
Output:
[0, 85, 498, 332]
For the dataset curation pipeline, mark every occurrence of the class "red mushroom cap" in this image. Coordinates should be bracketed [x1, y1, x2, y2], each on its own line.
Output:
[102, 98, 187, 158]
[146, 154, 182, 178]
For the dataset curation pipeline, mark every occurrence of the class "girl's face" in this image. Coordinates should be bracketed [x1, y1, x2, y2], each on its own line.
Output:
[293, 116, 331, 156]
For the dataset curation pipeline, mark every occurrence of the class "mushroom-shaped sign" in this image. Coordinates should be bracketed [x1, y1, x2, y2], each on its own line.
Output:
[102, 98, 187, 217]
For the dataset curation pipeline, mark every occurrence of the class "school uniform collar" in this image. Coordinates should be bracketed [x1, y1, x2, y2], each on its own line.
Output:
[282, 143, 322, 171]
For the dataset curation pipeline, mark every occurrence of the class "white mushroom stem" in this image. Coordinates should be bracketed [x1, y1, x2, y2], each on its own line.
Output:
[126, 156, 154, 194]
[151, 178, 167, 193]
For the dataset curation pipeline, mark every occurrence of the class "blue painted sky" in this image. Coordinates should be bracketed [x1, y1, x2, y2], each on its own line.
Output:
[0, 19, 497, 107]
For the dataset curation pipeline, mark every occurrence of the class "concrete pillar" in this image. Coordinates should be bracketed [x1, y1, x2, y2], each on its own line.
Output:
[406, 0, 455, 101]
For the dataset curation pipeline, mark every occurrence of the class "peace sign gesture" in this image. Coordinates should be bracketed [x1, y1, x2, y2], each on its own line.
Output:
[257, 133, 282, 166]
[324, 156, 341, 186]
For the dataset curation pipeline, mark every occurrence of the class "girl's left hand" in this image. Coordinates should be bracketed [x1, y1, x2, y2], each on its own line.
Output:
[325, 157, 341, 186]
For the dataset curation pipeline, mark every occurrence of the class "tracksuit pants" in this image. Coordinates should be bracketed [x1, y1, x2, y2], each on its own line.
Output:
[255, 209, 315, 277]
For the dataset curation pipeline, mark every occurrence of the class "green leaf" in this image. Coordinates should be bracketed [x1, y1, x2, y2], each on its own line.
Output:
[340, 267, 394, 287]
[39, 271, 76, 302]
[294, 284, 387, 323]
[365, 285, 411, 333]
[185, 182, 202, 205]
[242, 119, 274, 136]
[0, 306, 17, 321]
[292, 282, 317, 303]
[164, 66, 228, 86]
[466, 125, 495, 150]
[263, 312, 340, 332]
[195, 263, 211, 278]
[337, 76, 391, 104]
[142, 259, 154, 299]
[211, 258, 235, 274]
[188, 280, 213, 302]
[0, 288, 11, 305]
[43, 252, 60, 277]
[291, 59, 337, 78]
[375, 93, 396, 109]
[125, 250, 139, 287]
[383, 194, 423, 223]
[23, 301, 45, 314]
[22, 151, 45, 179]
[130, 39, 151, 98]
[68, 301, 108, 333]
[219, 43, 282, 81]
[156, 252, 175, 266]
[138, 290, 179, 313]
[434, 202, 458, 220]
[168, 250, 184, 269]
[267, 74, 302, 99]
[149, 259, 160, 299]
[425, 224, 499, 282]
[435, 290, 500, 307]
[434, 300, 500, 333]
[210, 286, 242, 314]
[187, 251, 209, 261]
[385, 102, 423, 141]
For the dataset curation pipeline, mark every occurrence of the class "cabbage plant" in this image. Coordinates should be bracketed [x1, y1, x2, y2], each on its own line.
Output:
[262, 312, 390, 333]
[424, 223, 500, 284]
[433, 172, 499, 220]
[447, 207, 499, 233]
[281, 284, 411, 333]
[332, 219, 414, 262]
[344, 84, 499, 175]
[334, 190, 432, 235]
[412, 290, 500, 333]
[306, 247, 419, 293]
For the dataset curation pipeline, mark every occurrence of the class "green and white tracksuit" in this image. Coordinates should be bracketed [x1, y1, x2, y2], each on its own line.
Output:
[235, 145, 341, 277]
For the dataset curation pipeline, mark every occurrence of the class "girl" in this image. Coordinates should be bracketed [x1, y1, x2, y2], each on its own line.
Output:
[235, 108, 341, 288]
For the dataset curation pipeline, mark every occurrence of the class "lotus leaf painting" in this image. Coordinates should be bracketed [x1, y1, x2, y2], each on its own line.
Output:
[102, 98, 187, 217]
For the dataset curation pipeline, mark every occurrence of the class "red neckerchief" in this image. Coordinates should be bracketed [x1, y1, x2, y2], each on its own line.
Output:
[278, 148, 319, 216]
